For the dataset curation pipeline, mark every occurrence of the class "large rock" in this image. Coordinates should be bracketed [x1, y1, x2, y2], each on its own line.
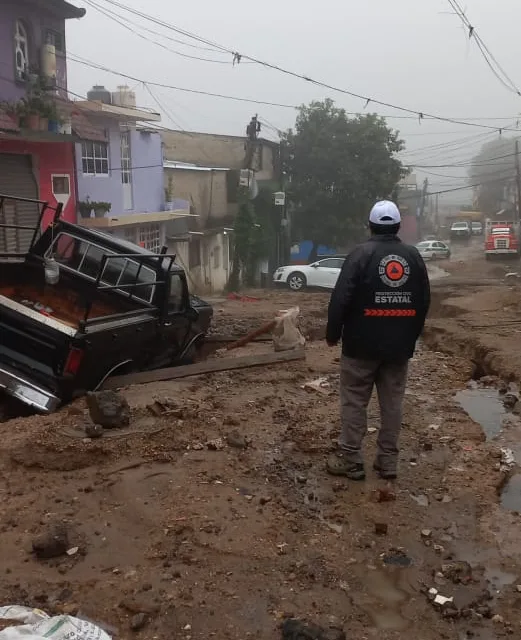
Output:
[86, 391, 130, 429]
[32, 523, 69, 559]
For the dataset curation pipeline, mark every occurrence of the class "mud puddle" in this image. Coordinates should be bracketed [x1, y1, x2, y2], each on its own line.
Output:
[351, 566, 412, 631]
[501, 474, 521, 512]
[455, 387, 505, 439]
[427, 264, 450, 281]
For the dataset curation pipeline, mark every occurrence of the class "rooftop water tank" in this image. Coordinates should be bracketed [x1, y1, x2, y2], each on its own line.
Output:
[87, 85, 112, 104]
[111, 85, 136, 108]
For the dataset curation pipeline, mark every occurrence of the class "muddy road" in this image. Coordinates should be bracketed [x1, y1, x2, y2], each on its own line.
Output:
[1, 238, 521, 639]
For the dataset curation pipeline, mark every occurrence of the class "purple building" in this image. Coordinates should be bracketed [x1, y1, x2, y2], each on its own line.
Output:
[74, 91, 193, 251]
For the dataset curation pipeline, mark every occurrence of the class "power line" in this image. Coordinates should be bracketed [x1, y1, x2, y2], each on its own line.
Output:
[446, 0, 521, 96]
[83, 0, 236, 64]
[92, 0, 521, 133]
[66, 52, 521, 125]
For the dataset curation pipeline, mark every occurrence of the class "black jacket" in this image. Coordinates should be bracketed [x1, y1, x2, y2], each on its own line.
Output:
[326, 234, 430, 361]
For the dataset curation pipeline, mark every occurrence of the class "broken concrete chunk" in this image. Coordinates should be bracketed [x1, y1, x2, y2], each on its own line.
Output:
[32, 523, 69, 559]
[421, 529, 432, 539]
[441, 560, 472, 583]
[434, 594, 454, 607]
[86, 391, 130, 429]
[206, 438, 225, 451]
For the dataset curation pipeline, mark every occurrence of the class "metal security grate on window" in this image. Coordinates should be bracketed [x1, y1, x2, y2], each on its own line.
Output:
[139, 223, 161, 253]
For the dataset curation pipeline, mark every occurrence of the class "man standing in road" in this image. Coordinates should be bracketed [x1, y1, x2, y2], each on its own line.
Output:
[326, 200, 430, 480]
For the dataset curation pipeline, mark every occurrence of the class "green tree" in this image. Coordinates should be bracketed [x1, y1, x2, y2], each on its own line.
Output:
[469, 137, 517, 214]
[282, 99, 406, 255]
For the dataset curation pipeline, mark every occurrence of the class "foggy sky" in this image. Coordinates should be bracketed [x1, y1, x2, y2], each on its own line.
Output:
[66, 0, 521, 204]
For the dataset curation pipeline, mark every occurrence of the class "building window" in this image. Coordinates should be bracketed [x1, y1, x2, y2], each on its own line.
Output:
[139, 223, 161, 253]
[213, 245, 221, 270]
[52, 175, 70, 196]
[81, 141, 109, 176]
[46, 30, 65, 53]
[120, 131, 131, 186]
[14, 20, 29, 80]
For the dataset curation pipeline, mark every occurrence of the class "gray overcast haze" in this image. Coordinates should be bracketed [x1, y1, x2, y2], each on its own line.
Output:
[66, 0, 521, 204]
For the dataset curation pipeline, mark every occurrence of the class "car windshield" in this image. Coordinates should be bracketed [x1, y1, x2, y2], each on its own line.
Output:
[452, 223, 467, 229]
[472, 223, 481, 228]
[416, 242, 431, 248]
[492, 228, 511, 234]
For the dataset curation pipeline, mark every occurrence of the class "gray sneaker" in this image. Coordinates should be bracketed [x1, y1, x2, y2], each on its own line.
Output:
[326, 452, 366, 480]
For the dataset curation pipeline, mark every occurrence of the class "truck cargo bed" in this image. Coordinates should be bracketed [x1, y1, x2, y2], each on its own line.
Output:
[0, 283, 123, 329]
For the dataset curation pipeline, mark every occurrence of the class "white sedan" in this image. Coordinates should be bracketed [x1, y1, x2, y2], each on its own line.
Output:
[273, 257, 345, 291]
[416, 240, 451, 261]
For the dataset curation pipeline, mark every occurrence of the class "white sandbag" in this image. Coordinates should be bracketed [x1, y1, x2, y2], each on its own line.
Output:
[0, 606, 111, 640]
[272, 307, 306, 352]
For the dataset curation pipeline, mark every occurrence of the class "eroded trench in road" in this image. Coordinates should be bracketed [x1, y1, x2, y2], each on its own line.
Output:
[425, 287, 521, 512]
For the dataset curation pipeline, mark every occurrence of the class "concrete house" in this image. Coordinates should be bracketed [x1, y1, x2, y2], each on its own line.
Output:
[75, 87, 192, 251]
[161, 129, 279, 293]
[0, 0, 86, 251]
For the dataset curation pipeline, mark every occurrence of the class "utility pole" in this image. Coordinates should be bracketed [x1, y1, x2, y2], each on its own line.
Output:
[417, 178, 428, 241]
[515, 139, 521, 224]
[229, 115, 261, 290]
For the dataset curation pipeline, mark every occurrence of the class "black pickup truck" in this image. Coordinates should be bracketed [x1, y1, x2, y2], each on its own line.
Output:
[0, 195, 213, 413]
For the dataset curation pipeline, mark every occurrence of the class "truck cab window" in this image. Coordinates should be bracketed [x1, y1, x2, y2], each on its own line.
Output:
[169, 274, 185, 312]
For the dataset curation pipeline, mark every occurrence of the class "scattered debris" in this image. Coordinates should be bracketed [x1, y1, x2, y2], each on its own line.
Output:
[374, 487, 396, 503]
[382, 549, 412, 567]
[206, 438, 225, 451]
[410, 493, 429, 507]
[226, 430, 248, 449]
[84, 423, 104, 439]
[301, 378, 331, 394]
[66, 547, 79, 557]
[86, 391, 130, 429]
[501, 448, 515, 471]
[421, 529, 432, 540]
[434, 594, 454, 607]
[130, 613, 148, 632]
[441, 560, 472, 584]
[32, 523, 69, 559]
[225, 319, 276, 351]
[281, 618, 346, 640]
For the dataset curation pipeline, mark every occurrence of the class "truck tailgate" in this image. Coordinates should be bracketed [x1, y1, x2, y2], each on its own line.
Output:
[0, 295, 73, 384]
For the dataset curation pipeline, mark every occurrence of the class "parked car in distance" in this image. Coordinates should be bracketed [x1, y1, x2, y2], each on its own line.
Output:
[471, 221, 483, 236]
[450, 221, 471, 240]
[416, 240, 451, 261]
[273, 257, 345, 291]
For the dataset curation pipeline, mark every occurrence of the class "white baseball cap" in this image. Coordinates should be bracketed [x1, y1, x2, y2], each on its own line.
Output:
[369, 200, 401, 225]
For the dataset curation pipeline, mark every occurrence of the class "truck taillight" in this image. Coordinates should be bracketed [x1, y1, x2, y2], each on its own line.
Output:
[64, 347, 84, 375]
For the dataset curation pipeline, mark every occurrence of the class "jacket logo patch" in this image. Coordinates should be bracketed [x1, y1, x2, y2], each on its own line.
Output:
[379, 254, 410, 288]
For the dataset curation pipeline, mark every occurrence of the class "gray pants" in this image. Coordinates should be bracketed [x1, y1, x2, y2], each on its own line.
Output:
[339, 355, 408, 471]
